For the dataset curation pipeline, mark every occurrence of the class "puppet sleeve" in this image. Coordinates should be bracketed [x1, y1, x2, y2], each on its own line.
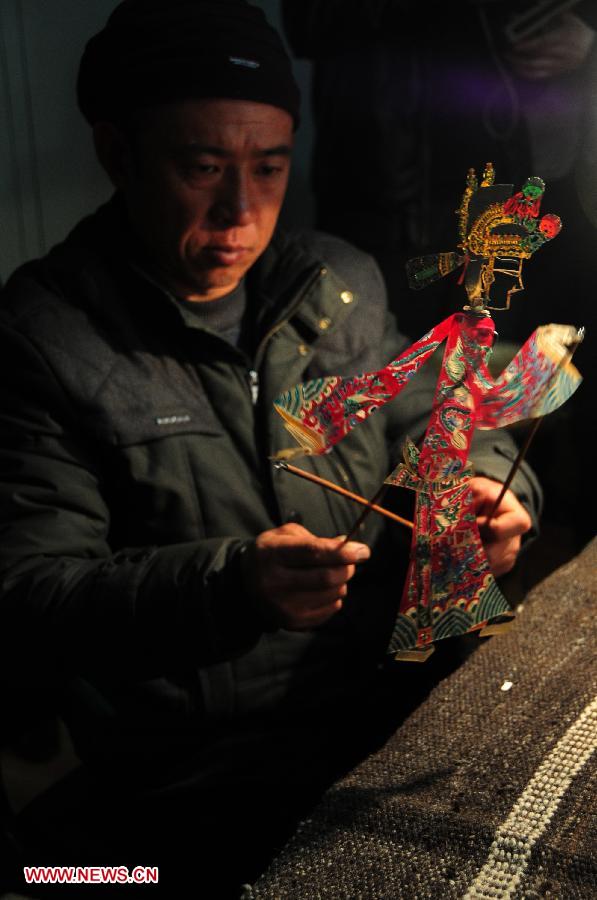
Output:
[476, 325, 582, 429]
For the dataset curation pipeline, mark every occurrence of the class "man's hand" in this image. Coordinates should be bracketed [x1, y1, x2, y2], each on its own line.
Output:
[244, 522, 370, 631]
[506, 13, 595, 81]
[470, 476, 532, 578]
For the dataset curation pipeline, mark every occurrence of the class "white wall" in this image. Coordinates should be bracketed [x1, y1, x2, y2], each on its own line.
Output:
[0, 0, 314, 283]
[0, 0, 115, 281]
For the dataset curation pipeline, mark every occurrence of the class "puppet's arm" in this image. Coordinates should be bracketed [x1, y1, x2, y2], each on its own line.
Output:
[273, 315, 454, 458]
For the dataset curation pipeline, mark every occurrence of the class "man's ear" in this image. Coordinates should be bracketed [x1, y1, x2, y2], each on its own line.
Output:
[92, 122, 134, 188]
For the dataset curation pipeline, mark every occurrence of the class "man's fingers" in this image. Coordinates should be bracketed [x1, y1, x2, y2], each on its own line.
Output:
[484, 536, 521, 578]
[470, 477, 531, 576]
[284, 585, 348, 612]
[284, 598, 344, 630]
[268, 562, 355, 592]
[478, 507, 531, 542]
[282, 538, 369, 567]
[262, 535, 370, 568]
[249, 525, 371, 630]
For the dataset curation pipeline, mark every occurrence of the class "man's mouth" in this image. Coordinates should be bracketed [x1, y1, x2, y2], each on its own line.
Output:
[204, 245, 250, 266]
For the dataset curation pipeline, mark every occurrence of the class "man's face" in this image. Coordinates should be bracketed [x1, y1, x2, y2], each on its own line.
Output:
[119, 98, 293, 301]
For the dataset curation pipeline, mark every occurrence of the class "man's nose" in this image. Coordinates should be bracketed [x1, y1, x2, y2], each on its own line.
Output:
[210, 173, 254, 228]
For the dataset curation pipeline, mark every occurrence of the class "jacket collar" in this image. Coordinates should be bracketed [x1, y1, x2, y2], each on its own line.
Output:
[246, 225, 359, 344]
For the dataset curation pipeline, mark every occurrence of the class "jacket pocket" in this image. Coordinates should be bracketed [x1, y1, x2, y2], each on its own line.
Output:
[82, 395, 222, 448]
[80, 396, 225, 545]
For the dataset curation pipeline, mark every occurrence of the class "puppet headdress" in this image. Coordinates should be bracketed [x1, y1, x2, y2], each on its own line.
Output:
[406, 163, 562, 310]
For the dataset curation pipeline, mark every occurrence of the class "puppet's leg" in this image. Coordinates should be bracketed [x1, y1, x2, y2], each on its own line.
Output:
[393, 491, 436, 662]
[387, 464, 513, 661]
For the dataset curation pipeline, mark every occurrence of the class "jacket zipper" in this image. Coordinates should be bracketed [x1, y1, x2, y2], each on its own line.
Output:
[247, 369, 259, 405]
[244, 262, 324, 407]
[330, 452, 358, 514]
[249, 262, 327, 521]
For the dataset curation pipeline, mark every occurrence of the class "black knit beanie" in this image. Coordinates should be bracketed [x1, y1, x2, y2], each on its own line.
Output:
[77, 0, 300, 128]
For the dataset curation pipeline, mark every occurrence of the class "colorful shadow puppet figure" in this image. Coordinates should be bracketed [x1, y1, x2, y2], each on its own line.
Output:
[273, 165, 582, 660]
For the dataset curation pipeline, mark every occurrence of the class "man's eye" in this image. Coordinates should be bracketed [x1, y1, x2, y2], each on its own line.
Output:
[256, 164, 284, 177]
[184, 162, 220, 176]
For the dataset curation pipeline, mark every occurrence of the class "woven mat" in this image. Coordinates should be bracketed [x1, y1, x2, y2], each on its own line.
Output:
[250, 538, 597, 899]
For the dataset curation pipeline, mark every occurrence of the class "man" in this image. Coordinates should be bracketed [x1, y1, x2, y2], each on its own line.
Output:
[0, 1, 536, 895]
